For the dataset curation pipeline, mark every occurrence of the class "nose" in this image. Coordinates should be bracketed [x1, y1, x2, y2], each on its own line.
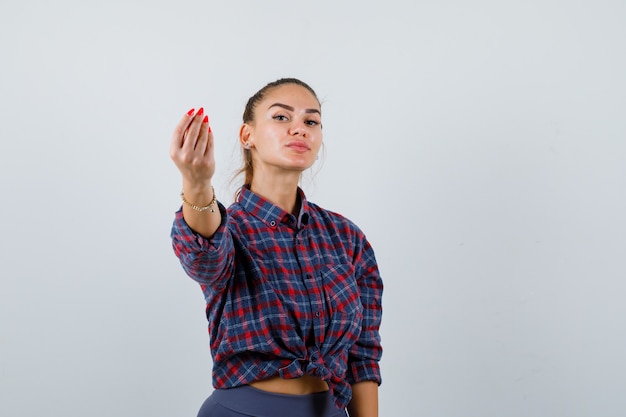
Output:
[289, 123, 307, 136]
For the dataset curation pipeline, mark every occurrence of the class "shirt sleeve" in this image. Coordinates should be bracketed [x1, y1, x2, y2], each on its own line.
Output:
[170, 202, 234, 288]
[346, 232, 383, 386]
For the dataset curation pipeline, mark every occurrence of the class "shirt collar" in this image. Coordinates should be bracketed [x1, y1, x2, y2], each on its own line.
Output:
[238, 185, 310, 229]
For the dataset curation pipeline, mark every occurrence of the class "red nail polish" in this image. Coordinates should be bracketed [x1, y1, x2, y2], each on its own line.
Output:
[197, 107, 204, 116]
[208, 126, 212, 133]
[186, 108, 195, 116]
[202, 115, 209, 124]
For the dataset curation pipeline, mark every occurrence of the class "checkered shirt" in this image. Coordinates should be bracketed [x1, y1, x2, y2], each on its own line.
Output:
[171, 186, 382, 409]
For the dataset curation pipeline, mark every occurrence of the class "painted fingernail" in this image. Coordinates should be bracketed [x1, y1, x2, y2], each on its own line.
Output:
[186, 108, 195, 116]
[202, 115, 209, 124]
[197, 107, 204, 116]
[208, 126, 212, 133]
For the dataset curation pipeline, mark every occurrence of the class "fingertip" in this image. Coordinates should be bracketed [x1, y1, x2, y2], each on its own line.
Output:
[186, 108, 195, 116]
[202, 115, 209, 124]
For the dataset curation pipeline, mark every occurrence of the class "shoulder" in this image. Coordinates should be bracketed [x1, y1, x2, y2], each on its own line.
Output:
[308, 201, 380, 272]
[223, 201, 254, 230]
[307, 200, 366, 239]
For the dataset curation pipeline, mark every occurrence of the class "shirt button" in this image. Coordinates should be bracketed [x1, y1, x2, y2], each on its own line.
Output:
[270, 220, 276, 226]
[315, 311, 321, 318]
[306, 274, 313, 280]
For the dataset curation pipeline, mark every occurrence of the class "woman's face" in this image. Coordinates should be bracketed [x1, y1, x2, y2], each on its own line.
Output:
[242, 84, 323, 174]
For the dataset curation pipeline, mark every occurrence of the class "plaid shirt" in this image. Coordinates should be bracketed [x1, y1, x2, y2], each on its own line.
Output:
[171, 186, 382, 409]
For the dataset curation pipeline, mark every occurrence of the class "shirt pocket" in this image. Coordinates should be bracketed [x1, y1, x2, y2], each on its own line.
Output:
[321, 264, 363, 345]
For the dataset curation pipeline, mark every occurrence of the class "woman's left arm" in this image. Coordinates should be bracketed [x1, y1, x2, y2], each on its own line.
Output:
[347, 381, 378, 417]
[346, 229, 383, 416]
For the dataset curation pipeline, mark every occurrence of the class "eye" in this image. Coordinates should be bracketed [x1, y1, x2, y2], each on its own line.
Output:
[273, 114, 288, 121]
[305, 119, 320, 126]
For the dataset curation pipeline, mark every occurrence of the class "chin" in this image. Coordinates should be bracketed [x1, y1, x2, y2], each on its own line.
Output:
[283, 157, 315, 170]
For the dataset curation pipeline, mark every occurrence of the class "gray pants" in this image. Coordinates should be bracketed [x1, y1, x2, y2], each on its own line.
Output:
[197, 385, 348, 417]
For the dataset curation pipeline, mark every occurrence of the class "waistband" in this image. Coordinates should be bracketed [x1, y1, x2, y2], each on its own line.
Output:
[211, 385, 347, 417]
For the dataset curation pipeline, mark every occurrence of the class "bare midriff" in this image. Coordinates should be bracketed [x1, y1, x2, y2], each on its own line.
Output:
[249, 375, 329, 395]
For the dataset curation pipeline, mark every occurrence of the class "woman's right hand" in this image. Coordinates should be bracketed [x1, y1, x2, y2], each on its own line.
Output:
[170, 108, 222, 238]
[170, 108, 215, 189]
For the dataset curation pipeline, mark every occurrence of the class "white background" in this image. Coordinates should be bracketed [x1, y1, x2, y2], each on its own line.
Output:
[1, 1, 625, 416]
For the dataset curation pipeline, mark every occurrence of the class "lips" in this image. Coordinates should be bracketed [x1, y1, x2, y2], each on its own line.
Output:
[286, 140, 311, 152]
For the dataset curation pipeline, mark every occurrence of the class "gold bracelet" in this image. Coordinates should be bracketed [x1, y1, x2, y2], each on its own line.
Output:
[181, 186, 217, 213]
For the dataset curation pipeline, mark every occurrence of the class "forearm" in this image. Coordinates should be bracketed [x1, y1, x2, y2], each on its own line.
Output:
[181, 180, 222, 238]
[347, 381, 378, 417]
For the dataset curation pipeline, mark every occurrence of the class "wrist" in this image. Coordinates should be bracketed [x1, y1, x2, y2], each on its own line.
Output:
[181, 185, 217, 213]
[181, 179, 213, 195]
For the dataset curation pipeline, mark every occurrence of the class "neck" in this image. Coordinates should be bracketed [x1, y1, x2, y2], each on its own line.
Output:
[250, 171, 301, 215]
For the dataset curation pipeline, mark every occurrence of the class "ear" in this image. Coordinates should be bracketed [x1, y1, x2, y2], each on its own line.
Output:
[239, 123, 252, 147]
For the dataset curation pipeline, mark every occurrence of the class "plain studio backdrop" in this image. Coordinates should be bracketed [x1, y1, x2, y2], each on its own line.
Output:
[1, 1, 625, 416]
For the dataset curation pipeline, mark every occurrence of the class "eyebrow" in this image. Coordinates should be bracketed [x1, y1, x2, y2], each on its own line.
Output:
[268, 102, 321, 115]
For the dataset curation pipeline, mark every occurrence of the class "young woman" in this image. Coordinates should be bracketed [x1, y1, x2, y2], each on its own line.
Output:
[169, 78, 383, 417]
